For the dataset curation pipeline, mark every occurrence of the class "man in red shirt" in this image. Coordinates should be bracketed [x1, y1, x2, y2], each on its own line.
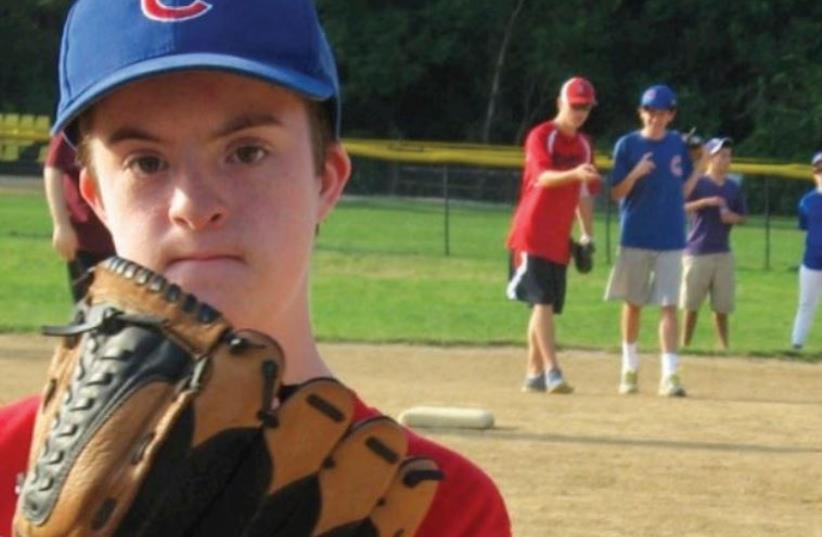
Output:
[42, 134, 114, 302]
[507, 76, 601, 394]
[1, 0, 510, 535]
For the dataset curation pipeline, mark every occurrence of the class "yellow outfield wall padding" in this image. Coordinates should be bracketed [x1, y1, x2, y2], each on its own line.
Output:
[0, 114, 814, 181]
[0, 114, 51, 142]
[343, 138, 812, 180]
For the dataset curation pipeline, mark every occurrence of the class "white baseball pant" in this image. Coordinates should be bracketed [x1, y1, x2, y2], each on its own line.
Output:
[791, 264, 822, 347]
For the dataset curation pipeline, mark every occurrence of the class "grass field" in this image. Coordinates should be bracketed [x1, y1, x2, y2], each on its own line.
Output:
[0, 185, 817, 358]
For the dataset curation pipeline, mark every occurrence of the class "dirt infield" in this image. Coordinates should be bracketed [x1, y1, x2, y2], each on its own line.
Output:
[2, 333, 820, 536]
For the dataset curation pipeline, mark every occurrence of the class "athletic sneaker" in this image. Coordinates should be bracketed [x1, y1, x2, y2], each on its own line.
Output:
[619, 369, 639, 395]
[521, 374, 546, 393]
[546, 369, 574, 394]
[659, 374, 687, 397]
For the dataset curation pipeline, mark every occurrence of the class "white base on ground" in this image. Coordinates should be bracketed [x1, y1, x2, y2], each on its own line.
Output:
[398, 405, 495, 430]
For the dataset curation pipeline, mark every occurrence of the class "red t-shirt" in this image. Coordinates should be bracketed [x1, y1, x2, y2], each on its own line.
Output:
[44, 136, 115, 255]
[0, 394, 510, 537]
[0, 396, 39, 534]
[506, 120, 600, 264]
[354, 399, 511, 537]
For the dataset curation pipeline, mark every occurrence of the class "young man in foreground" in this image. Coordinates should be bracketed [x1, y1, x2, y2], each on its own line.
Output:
[0, 1, 510, 535]
[506, 76, 601, 394]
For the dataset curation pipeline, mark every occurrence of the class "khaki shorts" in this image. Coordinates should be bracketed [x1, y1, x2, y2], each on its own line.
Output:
[605, 247, 683, 306]
[680, 252, 735, 314]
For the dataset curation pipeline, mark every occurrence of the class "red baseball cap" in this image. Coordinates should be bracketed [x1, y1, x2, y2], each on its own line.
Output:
[560, 76, 597, 106]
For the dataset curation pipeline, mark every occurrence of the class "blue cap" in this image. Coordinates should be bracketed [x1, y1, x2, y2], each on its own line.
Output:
[54, 0, 341, 143]
[640, 84, 677, 109]
[813, 152, 822, 167]
[705, 137, 733, 155]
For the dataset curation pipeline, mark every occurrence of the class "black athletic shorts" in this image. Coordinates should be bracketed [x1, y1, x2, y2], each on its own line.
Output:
[506, 252, 567, 312]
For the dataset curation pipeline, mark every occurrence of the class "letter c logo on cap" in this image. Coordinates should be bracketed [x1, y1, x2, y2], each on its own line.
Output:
[141, 0, 212, 22]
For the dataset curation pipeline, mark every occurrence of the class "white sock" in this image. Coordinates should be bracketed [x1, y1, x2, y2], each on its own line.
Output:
[661, 353, 679, 378]
[622, 342, 639, 373]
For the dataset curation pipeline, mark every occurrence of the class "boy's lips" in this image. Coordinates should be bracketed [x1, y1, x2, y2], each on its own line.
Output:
[165, 254, 244, 272]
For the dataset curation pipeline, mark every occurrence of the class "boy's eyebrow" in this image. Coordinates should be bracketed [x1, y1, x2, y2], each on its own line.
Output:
[107, 127, 161, 145]
[105, 114, 283, 146]
[211, 114, 283, 139]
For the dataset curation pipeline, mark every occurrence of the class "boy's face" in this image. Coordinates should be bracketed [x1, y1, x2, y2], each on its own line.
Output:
[557, 98, 593, 130]
[80, 70, 350, 329]
[638, 106, 675, 132]
[814, 165, 822, 188]
[709, 147, 732, 174]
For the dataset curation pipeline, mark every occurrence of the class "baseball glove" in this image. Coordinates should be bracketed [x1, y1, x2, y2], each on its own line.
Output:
[570, 239, 595, 274]
[13, 256, 442, 537]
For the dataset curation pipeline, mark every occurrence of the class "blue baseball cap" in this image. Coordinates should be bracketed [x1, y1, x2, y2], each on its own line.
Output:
[640, 84, 677, 109]
[812, 152, 822, 167]
[53, 0, 341, 143]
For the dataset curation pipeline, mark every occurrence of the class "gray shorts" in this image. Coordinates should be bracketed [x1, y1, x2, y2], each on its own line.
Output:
[604, 247, 683, 306]
[680, 252, 735, 313]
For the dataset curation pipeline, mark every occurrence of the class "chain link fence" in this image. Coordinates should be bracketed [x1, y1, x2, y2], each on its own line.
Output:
[347, 155, 813, 270]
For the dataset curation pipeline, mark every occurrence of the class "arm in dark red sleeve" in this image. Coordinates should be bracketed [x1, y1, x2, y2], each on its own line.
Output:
[44, 136, 62, 168]
[45, 135, 76, 171]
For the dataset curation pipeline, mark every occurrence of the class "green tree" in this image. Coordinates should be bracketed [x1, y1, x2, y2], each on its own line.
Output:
[1, 0, 820, 165]
[0, 0, 68, 115]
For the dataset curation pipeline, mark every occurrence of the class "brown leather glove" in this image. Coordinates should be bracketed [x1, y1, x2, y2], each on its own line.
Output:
[14, 256, 442, 537]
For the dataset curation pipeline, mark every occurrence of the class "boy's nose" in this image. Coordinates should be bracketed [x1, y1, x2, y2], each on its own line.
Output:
[168, 172, 228, 231]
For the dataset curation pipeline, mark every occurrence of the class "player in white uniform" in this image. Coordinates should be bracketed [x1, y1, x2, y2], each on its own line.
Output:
[791, 152, 822, 349]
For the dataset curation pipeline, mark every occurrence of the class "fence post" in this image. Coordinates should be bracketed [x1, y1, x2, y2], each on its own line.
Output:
[443, 165, 450, 256]
[764, 177, 771, 270]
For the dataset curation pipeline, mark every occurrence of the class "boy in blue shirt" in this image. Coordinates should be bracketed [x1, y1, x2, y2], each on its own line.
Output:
[791, 152, 822, 349]
[605, 84, 707, 396]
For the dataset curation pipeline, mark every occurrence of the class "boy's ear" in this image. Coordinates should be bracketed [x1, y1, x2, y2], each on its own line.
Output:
[79, 168, 109, 227]
[316, 143, 351, 223]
